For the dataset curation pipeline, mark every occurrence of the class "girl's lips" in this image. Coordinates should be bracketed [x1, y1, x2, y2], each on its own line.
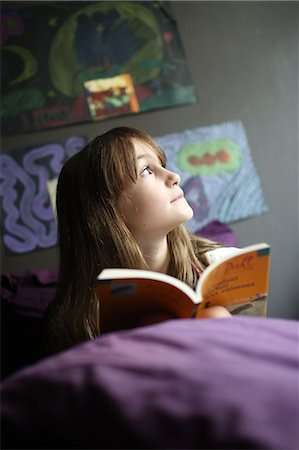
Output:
[171, 191, 184, 203]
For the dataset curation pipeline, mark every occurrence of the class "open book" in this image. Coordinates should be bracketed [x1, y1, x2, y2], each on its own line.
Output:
[97, 243, 271, 334]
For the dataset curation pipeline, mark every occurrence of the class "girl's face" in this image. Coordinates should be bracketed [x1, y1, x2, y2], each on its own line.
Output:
[117, 139, 193, 241]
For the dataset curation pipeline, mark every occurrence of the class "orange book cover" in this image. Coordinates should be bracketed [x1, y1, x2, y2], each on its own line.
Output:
[97, 243, 271, 333]
[97, 269, 197, 334]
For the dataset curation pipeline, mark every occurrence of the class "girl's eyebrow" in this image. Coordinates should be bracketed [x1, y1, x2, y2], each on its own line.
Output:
[137, 154, 149, 161]
[137, 152, 160, 161]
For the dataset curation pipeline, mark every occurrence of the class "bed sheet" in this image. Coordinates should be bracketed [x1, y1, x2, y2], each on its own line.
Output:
[1, 316, 298, 449]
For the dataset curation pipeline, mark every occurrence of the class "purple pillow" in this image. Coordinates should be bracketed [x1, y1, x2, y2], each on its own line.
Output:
[197, 220, 238, 246]
[1, 317, 298, 449]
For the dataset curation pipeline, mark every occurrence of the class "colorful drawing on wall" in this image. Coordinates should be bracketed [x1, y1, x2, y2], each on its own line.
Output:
[0, 136, 87, 254]
[155, 120, 268, 232]
[1, 1, 197, 135]
[84, 73, 139, 120]
[0, 121, 267, 255]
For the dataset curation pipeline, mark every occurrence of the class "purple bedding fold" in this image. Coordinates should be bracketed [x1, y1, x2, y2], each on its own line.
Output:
[1, 317, 298, 449]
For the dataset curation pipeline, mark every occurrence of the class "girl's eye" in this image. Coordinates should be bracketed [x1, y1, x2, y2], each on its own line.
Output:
[141, 166, 152, 177]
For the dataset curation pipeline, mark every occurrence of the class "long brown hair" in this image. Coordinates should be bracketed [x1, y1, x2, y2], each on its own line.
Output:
[44, 127, 220, 353]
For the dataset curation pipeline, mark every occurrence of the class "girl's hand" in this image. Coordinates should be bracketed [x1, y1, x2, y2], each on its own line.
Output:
[196, 306, 232, 319]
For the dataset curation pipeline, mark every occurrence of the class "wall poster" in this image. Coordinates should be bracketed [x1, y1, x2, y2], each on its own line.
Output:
[155, 121, 268, 232]
[1, 1, 197, 135]
[0, 121, 268, 255]
[0, 136, 87, 255]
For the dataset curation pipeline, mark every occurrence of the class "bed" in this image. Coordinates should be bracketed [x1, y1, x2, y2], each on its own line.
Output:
[1, 222, 298, 449]
[1, 317, 298, 449]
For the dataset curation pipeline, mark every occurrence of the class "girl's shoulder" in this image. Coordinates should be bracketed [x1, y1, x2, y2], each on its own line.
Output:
[205, 246, 240, 265]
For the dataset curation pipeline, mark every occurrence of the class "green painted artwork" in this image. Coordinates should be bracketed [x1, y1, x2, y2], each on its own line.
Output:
[1, 1, 197, 135]
[176, 139, 242, 176]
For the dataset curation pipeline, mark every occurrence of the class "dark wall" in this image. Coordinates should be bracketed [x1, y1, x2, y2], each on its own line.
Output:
[1, 2, 298, 319]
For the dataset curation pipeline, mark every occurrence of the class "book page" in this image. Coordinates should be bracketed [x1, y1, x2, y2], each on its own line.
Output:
[196, 245, 270, 315]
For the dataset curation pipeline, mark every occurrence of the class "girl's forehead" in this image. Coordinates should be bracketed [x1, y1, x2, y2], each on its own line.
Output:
[132, 138, 161, 161]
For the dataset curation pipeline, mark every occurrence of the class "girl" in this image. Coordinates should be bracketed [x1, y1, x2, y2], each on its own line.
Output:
[44, 127, 232, 354]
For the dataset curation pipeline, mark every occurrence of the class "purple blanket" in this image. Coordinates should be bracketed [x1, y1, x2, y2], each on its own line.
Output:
[1, 317, 298, 449]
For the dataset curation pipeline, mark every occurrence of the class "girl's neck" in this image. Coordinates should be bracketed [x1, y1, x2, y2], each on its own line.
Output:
[138, 237, 169, 273]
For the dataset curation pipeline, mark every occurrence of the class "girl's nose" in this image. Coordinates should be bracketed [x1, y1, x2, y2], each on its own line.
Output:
[165, 169, 180, 187]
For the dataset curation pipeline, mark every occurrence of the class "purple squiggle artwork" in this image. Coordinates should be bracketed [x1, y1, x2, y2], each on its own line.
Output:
[0, 136, 87, 254]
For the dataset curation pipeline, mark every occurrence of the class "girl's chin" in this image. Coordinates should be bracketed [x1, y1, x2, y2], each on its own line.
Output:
[187, 208, 194, 220]
[174, 202, 194, 221]
[182, 208, 194, 223]
[173, 208, 194, 228]
[183, 202, 194, 220]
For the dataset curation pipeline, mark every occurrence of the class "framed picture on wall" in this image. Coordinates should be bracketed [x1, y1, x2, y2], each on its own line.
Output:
[1, 1, 197, 135]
